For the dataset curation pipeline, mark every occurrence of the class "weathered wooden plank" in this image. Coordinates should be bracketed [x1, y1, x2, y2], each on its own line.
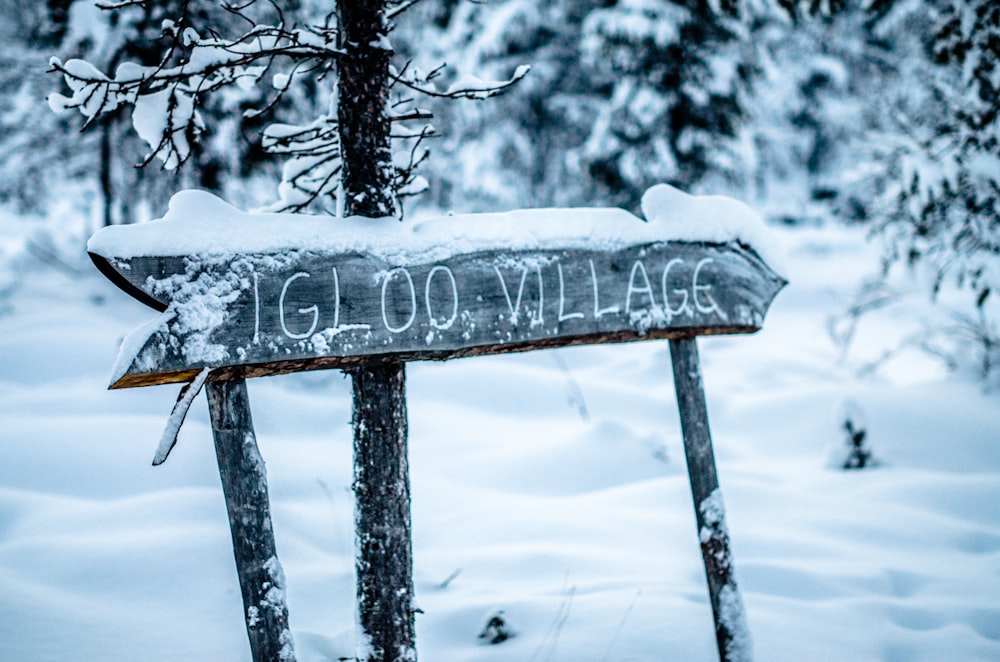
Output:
[92, 241, 784, 389]
[669, 338, 750, 661]
[206, 379, 295, 662]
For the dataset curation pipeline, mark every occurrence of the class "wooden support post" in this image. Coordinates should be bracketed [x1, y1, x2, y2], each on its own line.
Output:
[206, 379, 296, 662]
[350, 361, 416, 662]
[669, 338, 751, 662]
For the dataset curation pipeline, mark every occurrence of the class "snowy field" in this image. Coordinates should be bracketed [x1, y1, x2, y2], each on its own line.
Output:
[1, 210, 999, 661]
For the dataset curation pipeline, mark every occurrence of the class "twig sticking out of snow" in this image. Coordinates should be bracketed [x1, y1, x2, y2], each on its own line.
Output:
[153, 367, 211, 466]
[550, 351, 590, 422]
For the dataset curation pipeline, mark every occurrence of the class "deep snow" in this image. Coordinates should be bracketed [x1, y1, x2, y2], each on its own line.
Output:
[1, 213, 999, 660]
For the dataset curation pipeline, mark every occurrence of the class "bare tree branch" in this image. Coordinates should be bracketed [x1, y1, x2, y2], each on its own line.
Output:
[387, 0, 424, 21]
[390, 64, 530, 100]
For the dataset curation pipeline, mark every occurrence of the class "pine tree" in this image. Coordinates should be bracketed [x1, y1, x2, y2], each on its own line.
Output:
[413, 0, 764, 213]
[578, 0, 757, 210]
[397, 0, 595, 211]
[844, 0, 1000, 378]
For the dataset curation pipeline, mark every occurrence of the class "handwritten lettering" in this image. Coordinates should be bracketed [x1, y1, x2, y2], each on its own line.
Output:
[495, 264, 544, 327]
[254, 249, 737, 350]
[692, 258, 727, 321]
[590, 259, 620, 319]
[661, 258, 690, 319]
[625, 260, 657, 315]
[425, 265, 459, 330]
[558, 262, 584, 322]
[381, 267, 417, 334]
[252, 271, 261, 344]
[279, 272, 319, 339]
[330, 267, 340, 329]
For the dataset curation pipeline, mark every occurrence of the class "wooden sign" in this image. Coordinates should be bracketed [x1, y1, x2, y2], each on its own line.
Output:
[91, 240, 784, 389]
[90, 189, 785, 662]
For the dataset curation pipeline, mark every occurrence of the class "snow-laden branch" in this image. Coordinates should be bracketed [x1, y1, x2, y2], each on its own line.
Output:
[48, 16, 341, 170]
[386, 0, 424, 21]
[153, 366, 211, 466]
[48, 1, 529, 212]
[390, 63, 532, 100]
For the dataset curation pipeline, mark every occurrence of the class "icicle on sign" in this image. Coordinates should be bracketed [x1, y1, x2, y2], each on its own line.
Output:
[88, 189, 784, 389]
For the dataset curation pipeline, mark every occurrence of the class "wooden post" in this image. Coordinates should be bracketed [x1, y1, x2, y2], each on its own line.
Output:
[350, 361, 416, 661]
[207, 379, 295, 662]
[336, 1, 417, 659]
[669, 338, 751, 662]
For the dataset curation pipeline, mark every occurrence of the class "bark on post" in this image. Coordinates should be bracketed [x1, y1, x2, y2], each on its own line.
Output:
[350, 362, 415, 661]
[207, 379, 295, 662]
[336, 2, 417, 660]
[669, 338, 751, 661]
[336, 0, 395, 219]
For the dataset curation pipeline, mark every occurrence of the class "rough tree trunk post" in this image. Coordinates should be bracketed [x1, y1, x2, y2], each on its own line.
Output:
[207, 379, 295, 662]
[336, 1, 417, 660]
[350, 362, 415, 661]
[669, 338, 751, 662]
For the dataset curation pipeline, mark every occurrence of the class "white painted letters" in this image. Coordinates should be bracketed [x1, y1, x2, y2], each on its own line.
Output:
[279, 272, 319, 339]
[557, 262, 584, 322]
[262, 248, 729, 348]
[252, 271, 261, 344]
[589, 259, 620, 319]
[625, 260, 657, 315]
[495, 264, 544, 327]
[425, 265, 459, 330]
[381, 268, 417, 334]
[692, 258, 727, 320]
[661, 258, 690, 318]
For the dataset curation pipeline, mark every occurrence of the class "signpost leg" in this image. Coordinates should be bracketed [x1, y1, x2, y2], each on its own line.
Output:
[350, 360, 416, 662]
[206, 379, 295, 662]
[669, 338, 751, 662]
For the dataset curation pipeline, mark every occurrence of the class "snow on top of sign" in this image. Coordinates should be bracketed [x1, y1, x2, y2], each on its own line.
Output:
[87, 183, 784, 275]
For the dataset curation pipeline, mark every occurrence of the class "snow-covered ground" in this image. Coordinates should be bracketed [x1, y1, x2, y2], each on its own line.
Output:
[1, 213, 999, 661]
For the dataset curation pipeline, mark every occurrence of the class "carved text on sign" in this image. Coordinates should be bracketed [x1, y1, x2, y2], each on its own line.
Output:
[92, 242, 784, 388]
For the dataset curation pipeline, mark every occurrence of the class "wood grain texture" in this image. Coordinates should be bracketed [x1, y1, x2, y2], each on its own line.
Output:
[93, 241, 785, 388]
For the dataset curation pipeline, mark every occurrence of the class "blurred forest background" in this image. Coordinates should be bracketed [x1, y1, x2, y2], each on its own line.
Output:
[2, 0, 997, 381]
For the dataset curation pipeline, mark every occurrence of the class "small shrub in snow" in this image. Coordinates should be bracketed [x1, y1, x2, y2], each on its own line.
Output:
[837, 400, 877, 470]
[477, 610, 515, 645]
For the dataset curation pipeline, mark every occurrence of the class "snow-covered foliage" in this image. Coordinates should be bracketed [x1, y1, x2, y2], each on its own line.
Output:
[48, 0, 528, 216]
[376, 0, 999, 378]
[31, 0, 1000, 365]
[864, 0, 1000, 380]
[411, 0, 758, 212]
[579, 0, 755, 205]
[756, 0, 1000, 381]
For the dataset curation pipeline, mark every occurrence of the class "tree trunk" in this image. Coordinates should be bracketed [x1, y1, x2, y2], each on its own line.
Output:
[350, 362, 415, 662]
[99, 120, 114, 227]
[336, 0, 395, 220]
[207, 379, 296, 662]
[335, 2, 416, 661]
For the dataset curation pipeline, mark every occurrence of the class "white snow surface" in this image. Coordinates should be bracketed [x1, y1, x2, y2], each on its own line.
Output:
[2, 212, 1000, 661]
[87, 185, 785, 276]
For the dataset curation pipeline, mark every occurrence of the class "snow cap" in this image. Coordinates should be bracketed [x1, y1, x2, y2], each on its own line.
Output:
[88, 185, 785, 277]
[641, 183, 784, 273]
